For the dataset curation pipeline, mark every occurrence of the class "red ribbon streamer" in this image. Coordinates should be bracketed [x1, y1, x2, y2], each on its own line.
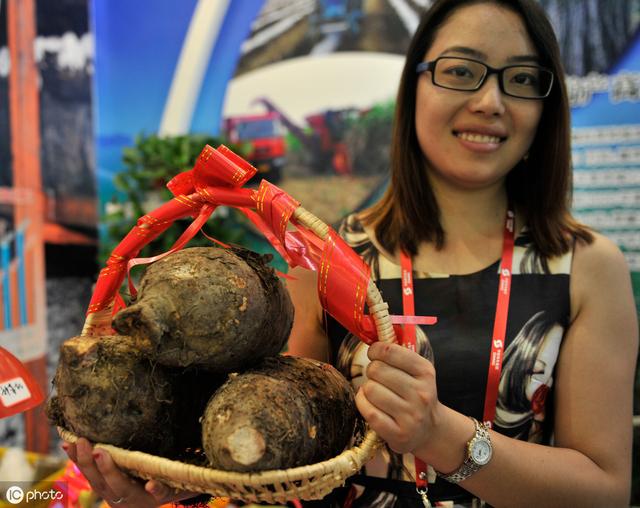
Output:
[318, 230, 377, 344]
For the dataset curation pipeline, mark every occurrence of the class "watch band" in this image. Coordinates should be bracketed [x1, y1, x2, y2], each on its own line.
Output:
[436, 417, 492, 484]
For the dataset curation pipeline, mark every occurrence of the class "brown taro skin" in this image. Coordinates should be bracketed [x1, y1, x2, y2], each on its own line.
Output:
[47, 334, 175, 454]
[201, 355, 358, 472]
[112, 246, 294, 372]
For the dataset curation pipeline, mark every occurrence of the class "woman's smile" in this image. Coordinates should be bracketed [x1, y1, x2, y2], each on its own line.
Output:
[454, 128, 508, 152]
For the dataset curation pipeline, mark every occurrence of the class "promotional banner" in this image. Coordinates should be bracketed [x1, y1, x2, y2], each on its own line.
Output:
[91, 0, 640, 314]
[92, 0, 415, 227]
[90, 2, 640, 436]
[567, 28, 640, 310]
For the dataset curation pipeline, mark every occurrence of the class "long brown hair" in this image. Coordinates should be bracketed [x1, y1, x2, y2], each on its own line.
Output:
[361, 0, 592, 258]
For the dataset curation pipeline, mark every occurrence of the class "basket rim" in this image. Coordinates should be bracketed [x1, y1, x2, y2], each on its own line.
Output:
[57, 425, 382, 497]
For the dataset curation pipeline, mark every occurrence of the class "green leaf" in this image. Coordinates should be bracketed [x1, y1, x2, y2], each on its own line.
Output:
[100, 132, 247, 265]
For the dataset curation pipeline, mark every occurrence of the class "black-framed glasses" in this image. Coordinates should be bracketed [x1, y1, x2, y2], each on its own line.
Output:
[416, 56, 554, 99]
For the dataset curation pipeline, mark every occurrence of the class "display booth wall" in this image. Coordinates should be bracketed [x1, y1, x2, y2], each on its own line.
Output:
[0, 0, 639, 500]
[0, 0, 95, 456]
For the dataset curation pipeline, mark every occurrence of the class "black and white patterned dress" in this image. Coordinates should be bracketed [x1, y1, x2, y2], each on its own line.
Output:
[321, 214, 573, 507]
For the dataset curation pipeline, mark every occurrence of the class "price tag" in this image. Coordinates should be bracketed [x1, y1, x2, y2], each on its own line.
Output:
[0, 377, 32, 407]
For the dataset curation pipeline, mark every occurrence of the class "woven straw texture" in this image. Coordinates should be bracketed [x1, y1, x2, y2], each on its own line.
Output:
[59, 205, 395, 503]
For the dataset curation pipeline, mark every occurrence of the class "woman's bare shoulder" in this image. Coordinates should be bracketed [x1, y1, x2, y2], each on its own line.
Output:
[570, 230, 635, 323]
[572, 231, 630, 282]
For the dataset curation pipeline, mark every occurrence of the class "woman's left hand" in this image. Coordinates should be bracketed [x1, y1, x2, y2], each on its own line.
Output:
[355, 341, 442, 455]
[63, 438, 197, 507]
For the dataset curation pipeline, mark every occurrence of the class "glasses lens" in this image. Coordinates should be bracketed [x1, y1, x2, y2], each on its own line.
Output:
[433, 58, 486, 90]
[503, 66, 553, 98]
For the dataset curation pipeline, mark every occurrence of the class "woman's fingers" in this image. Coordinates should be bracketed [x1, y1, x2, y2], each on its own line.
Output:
[92, 448, 157, 507]
[360, 375, 412, 417]
[359, 342, 440, 454]
[357, 384, 429, 454]
[365, 343, 438, 410]
[365, 359, 417, 399]
[62, 441, 77, 463]
[355, 386, 401, 436]
[368, 341, 433, 377]
[74, 439, 119, 502]
[144, 480, 173, 502]
[61, 439, 201, 507]
[62, 439, 198, 507]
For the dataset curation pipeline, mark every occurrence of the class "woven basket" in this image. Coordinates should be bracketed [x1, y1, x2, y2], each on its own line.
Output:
[56, 149, 398, 503]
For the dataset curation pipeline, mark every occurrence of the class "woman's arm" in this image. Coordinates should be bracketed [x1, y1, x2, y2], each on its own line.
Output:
[284, 266, 330, 361]
[357, 233, 638, 507]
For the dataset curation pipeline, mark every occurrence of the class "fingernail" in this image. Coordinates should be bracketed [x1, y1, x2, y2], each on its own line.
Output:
[148, 483, 162, 497]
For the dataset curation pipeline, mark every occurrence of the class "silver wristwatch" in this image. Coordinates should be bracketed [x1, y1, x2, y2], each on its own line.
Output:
[436, 417, 493, 484]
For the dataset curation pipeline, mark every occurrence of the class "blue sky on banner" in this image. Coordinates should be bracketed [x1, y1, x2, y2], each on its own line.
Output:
[92, 0, 265, 140]
[92, 0, 265, 202]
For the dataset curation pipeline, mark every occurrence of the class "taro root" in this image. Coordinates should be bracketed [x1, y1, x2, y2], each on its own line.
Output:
[112, 246, 294, 372]
[47, 335, 175, 454]
[201, 355, 358, 472]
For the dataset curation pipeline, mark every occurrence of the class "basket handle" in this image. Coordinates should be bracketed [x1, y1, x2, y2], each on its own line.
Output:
[83, 145, 396, 345]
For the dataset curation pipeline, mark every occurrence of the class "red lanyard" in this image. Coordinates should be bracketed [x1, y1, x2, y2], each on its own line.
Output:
[399, 208, 515, 495]
[483, 208, 515, 425]
[399, 251, 430, 495]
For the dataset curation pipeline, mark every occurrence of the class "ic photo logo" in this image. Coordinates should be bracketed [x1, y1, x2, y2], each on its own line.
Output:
[5, 485, 24, 504]
[2, 484, 65, 505]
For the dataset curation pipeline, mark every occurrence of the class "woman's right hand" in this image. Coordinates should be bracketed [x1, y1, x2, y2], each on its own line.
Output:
[63, 438, 196, 507]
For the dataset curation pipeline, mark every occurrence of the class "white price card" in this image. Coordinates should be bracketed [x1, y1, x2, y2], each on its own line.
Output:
[0, 377, 32, 407]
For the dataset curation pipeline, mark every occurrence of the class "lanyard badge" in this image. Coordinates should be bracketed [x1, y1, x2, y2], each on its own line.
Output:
[399, 208, 515, 505]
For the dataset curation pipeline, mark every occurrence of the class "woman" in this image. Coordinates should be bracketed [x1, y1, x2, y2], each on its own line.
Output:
[65, 0, 638, 506]
[288, 0, 637, 506]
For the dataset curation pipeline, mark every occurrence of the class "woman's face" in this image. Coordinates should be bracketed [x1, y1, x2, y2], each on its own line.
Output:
[415, 3, 544, 191]
[526, 323, 563, 401]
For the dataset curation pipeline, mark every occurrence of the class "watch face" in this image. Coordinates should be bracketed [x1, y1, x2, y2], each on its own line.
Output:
[471, 438, 492, 465]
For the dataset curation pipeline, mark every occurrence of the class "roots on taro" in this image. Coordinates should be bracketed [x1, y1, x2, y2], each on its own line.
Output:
[47, 335, 176, 454]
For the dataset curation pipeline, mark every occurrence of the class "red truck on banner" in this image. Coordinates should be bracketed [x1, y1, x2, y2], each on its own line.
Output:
[224, 97, 357, 181]
[223, 112, 286, 184]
